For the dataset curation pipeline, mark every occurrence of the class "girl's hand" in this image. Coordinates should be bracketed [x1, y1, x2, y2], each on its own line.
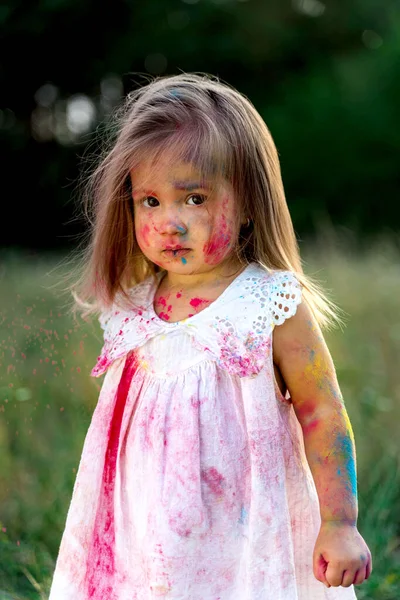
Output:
[313, 521, 372, 588]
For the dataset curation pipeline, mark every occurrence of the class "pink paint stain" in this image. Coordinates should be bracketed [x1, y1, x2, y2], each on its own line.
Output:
[201, 467, 225, 496]
[189, 297, 211, 309]
[140, 223, 151, 247]
[302, 418, 320, 437]
[156, 296, 167, 308]
[203, 210, 232, 265]
[91, 350, 113, 377]
[84, 351, 139, 598]
[176, 292, 182, 299]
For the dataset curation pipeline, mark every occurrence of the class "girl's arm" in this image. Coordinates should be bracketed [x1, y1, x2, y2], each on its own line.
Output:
[272, 300, 372, 588]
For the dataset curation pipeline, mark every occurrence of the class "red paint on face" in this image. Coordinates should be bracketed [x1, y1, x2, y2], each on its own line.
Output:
[203, 209, 233, 265]
[84, 351, 139, 598]
[140, 223, 151, 247]
[176, 292, 182, 299]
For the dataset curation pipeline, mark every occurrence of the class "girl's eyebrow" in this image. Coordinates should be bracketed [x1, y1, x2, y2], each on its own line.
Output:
[172, 180, 211, 190]
[132, 180, 211, 195]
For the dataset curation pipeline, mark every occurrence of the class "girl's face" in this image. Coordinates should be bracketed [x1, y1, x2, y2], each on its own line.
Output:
[130, 156, 244, 277]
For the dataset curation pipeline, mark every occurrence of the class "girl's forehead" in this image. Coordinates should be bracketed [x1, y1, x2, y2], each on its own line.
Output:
[129, 159, 227, 191]
[130, 157, 203, 178]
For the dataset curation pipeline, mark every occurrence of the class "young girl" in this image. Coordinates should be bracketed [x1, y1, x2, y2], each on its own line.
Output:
[49, 73, 372, 599]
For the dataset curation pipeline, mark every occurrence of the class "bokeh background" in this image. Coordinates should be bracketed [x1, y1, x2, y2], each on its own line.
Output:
[1, 1, 400, 598]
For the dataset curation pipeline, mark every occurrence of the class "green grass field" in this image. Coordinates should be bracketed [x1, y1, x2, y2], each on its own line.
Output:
[1, 232, 399, 599]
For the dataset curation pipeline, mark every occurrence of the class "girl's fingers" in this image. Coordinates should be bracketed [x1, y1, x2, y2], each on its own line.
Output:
[326, 562, 345, 587]
[353, 567, 367, 585]
[341, 569, 356, 587]
[320, 572, 331, 588]
[365, 557, 372, 579]
[314, 554, 331, 587]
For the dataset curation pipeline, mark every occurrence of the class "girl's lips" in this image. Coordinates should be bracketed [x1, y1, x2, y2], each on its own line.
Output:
[162, 248, 191, 258]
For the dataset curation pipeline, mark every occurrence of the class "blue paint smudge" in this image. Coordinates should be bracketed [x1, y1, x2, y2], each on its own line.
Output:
[238, 505, 248, 525]
[181, 257, 187, 264]
[170, 88, 183, 99]
[335, 432, 357, 498]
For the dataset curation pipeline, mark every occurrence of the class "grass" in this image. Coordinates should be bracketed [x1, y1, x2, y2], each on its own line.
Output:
[0, 229, 399, 599]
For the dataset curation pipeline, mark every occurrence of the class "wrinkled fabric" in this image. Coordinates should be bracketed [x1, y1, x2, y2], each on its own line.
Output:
[49, 262, 357, 599]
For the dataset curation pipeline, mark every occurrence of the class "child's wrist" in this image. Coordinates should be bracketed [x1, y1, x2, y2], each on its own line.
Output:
[320, 517, 358, 527]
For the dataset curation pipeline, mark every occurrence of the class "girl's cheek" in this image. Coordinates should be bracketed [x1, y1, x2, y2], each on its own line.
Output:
[202, 199, 236, 265]
[137, 222, 151, 247]
[135, 215, 159, 250]
[203, 217, 234, 264]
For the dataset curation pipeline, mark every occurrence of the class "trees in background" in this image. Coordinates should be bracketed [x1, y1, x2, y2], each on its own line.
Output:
[1, 0, 399, 250]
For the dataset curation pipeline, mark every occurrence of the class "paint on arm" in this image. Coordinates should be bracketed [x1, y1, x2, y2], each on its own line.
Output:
[272, 301, 358, 524]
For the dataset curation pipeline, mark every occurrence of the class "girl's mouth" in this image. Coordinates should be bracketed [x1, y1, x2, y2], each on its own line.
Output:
[163, 248, 191, 258]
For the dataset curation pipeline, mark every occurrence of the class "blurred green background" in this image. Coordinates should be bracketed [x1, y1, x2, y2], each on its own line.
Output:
[1, 1, 400, 598]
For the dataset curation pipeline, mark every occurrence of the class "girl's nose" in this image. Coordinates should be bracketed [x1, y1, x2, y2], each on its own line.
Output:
[158, 217, 187, 236]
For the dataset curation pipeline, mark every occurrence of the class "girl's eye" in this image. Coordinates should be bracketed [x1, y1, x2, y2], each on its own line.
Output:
[187, 194, 206, 206]
[142, 197, 159, 208]
[142, 194, 206, 208]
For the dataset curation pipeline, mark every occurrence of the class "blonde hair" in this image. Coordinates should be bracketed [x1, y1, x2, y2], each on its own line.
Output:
[59, 72, 346, 331]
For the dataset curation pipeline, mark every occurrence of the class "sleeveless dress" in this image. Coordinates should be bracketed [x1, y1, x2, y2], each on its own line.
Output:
[48, 261, 357, 600]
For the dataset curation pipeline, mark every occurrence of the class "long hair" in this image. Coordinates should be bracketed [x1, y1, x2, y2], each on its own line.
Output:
[59, 72, 346, 331]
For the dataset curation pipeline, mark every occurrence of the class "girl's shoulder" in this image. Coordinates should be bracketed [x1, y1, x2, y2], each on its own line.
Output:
[234, 263, 303, 326]
[97, 274, 156, 333]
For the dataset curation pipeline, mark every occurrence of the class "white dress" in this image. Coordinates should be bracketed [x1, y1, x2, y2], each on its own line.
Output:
[48, 261, 357, 599]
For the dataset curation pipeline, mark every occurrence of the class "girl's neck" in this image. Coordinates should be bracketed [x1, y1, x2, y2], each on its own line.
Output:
[159, 257, 247, 294]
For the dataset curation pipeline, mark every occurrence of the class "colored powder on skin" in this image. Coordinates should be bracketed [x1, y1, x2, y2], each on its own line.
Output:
[157, 296, 167, 308]
[303, 353, 325, 391]
[181, 257, 187, 264]
[140, 223, 151, 247]
[176, 292, 182, 298]
[189, 298, 202, 308]
[294, 400, 317, 425]
[203, 208, 232, 265]
[334, 432, 357, 498]
[342, 407, 354, 435]
[302, 418, 320, 437]
[189, 297, 209, 308]
[203, 231, 231, 264]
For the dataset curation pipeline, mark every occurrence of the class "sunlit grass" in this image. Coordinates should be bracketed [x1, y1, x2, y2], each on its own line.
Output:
[0, 230, 399, 599]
